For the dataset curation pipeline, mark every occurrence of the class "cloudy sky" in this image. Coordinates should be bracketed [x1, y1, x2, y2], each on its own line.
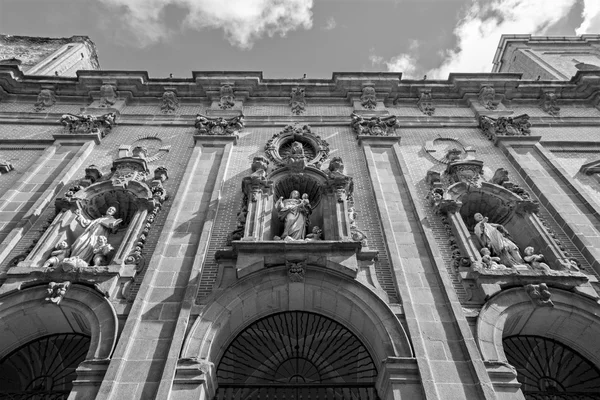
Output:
[1, 0, 600, 79]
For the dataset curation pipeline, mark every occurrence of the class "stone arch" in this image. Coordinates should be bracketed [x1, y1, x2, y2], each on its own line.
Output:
[477, 287, 600, 367]
[0, 284, 118, 361]
[181, 266, 412, 396]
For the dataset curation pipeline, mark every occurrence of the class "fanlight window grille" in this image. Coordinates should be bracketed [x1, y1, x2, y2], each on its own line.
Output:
[216, 311, 379, 399]
[503, 335, 600, 400]
[0, 333, 90, 400]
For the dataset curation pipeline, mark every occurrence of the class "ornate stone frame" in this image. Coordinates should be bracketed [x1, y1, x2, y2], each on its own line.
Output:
[264, 124, 330, 169]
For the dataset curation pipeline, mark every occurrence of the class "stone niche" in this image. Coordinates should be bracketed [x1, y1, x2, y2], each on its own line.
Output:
[3, 147, 168, 297]
[220, 124, 377, 288]
[427, 159, 597, 304]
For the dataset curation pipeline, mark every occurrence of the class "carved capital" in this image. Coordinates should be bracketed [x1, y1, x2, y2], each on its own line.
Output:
[59, 112, 117, 137]
[195, 113, 244, 136]
[479, 114, 530, 141]
[350, 112, 399, 136]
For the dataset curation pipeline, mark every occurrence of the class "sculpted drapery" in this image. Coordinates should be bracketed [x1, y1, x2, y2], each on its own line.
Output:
[474, 213, 524, 267]
[276, 190, 311, 240]
[70, 206, 122, 263]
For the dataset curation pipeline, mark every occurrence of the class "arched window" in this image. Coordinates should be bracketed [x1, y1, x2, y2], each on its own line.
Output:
[503, 335, 600, 398]
[216, 311, 379, 399]
[0, 333, 91, 399]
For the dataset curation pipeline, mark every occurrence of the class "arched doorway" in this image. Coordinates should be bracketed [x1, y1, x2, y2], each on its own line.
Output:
[215, 311, 379, 399]
[0, 333, 91, 399]
[503, 335, 600, 399]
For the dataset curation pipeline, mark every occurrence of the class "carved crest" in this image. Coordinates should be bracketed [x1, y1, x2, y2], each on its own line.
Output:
[478, 86, 498, 110]
[195, 114, 244, 136]
[218, 84, 235, 109]
[417, 89, 435, 116]
[59, 112, 116, 137]
[264, 124, 330, 169]
[161, 90, 179, 114]
[360, 86, 377, 110]
[45, 281, 70, 305]
[34, 89, 56, 111]
[350, 112, 399, 136]
[99, 84, 117, 107]
[479, 114, 531, 141]
[540, 90, 560, 116]
[287, 261, 305, 282]
[445, 160, 485, 186]
[290, 87, 306, 115]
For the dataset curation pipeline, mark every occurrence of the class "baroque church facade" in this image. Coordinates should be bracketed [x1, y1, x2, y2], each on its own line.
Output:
[0, 34, 600, 400]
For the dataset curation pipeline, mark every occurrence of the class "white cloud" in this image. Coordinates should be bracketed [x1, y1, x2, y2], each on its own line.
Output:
[323, 16, 337, 31]
[99, 0, 314, 48]
[372, 0, 600, 79]
[576, 0, 600, 34]
[370, 50, 419, 78]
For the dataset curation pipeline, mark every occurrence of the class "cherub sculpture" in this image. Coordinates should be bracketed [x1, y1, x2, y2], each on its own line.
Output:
[42, 241, 70, 269]
[306, 226, 323, 241]
[92, 235, 114, 266]
[523, 246, 552, 272]
[480, 247, 508, 270]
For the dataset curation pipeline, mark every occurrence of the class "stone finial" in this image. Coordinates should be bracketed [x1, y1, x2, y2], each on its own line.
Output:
[540, 90, 560, 116]
[34, 88, 56, 112]
[290, 87, 306, 115]
[360, 86, 377, 110]
[478, 85, 498, 110]
[45, 281, 71, 305]
[161, 90, 179, 114]
[218, 84, 235, 109]
[99, 84, 117, 107]
[417, 89, 435, 116]
[195, 114, 244, 135]
[525, 283, 554, 307]
[350, 112, 399, 136]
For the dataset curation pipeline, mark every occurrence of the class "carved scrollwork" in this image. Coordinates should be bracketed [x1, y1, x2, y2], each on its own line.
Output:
[360, 86, 377, 110]
[479, 114, 531, 141]
[350, 112, 399, 136]
[59, 112, 117, 137]
[34, 89, 56, 112]
[264, 124, 330, 170]
[194, 114, 244, 136]
[290, 87, 306, 115]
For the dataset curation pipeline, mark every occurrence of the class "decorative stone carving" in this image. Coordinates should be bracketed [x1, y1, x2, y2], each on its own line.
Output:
[34, 89, 56, 111]
[523, 246, 551, 272]
[59, 112, 116, 137]
[525, 283, 553, 307]
[480, 248, 507, 270]
[274, 190, 311, 240]
[161, 90, 179, 114]
[478, 85, 498, 110]
[479, 114, 531, 141]
[540, 90, 560, 116]
[425, 137, 476, 165]
[45, 281, 70, 305]
[194, 114, 244, 136]
[68, 207, 122, 266]
[306, 226, 323, 241]
[360, 86, 377, 110]
[325, 156, 353, 202]
[42, 241, 70, 269]
[348, 207, 368, 247]
[81, 165, 102, 187]
[218, 84, 235, 109]
[417, 89, 435, 116]
[290, 87, 306, 115]
[0, 160, 14, 174]
[474, 213, 526, 268]
[264, 124, 330, 170]
[99, 84, 117, 107]
[287, 261, 305, 282]
[350, 112, 399, 136]
[445, 160, 484, 186]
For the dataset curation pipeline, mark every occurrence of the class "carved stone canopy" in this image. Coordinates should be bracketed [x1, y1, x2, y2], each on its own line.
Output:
[195, 114, 244, 136]
[264, 124, 330, 170]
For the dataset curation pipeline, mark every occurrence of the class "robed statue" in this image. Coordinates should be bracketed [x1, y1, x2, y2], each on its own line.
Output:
[70, 206, 122, 263]
[275, 190, 311, 240]
[473, 213, 525, 267]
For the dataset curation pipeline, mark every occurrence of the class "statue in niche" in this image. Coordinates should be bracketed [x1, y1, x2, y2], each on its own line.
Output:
[473, 213, 526, 268]
[274, 190, 311, 240]
[92, 236, 114, 266]
[70, 206, 122, 263]
[480, 248, 508, 270]
[42, 241, 70, 269]
[523, 246, 552, 272]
